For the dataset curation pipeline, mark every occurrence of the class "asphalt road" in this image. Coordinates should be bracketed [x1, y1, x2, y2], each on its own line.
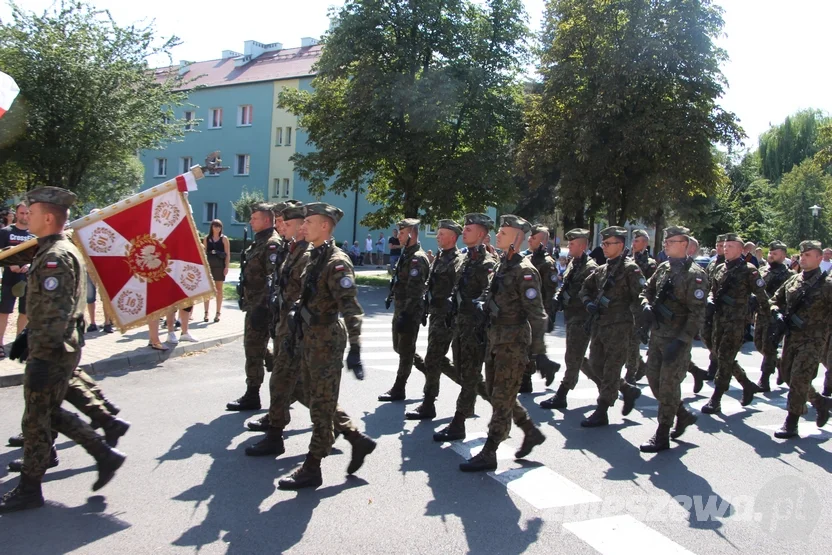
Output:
[0, 285, 830, 554]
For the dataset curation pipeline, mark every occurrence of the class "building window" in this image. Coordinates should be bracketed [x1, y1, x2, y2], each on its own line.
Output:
[275, 127, 283, 146]
[204, 202, 218, 223]
[184, 111, 195, 130]
[154, 158, 167, 177]
[285, 127, 292, 146]
[282, 178, 290, 197]
[424, 224, 436, 237]
[162, 114, 171, 125]
[238, 105, 253, 126]
[209, 108, 223, 129]
[180, 157, 192, 174]
[235, 154, 250, 176]
[272, 178, 281, 198]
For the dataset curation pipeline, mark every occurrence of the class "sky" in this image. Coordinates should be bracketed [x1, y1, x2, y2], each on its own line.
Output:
[2, 0, 830, 147]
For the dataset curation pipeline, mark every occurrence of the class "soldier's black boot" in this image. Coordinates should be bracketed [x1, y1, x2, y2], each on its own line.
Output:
[540, 383, 570, 409]
[9, 446, 58, 473]
[640, 424, 671, 453]
[774, 412, 800, 439]
[515, 425, 546, 459]
[671, 405, 698, 439]
[345, 431, 377, 474]
[740, 376, 762, 406]
[581, 402, 610, 428]
[460, 439, 498, 472]
[811, 395, 832, 428]
[101, 417, 130, 448]
[756, 371, 772, 393]
[245, 428, 285, 457]
[246, 414, 270, 432]
[690, 365, 706, 394]
[702, 388, 725, 414]
[433, 412, 466, 442]
[705, 360, 717, 382]
[405, 400, 437, 420]
[537, 360, 560, 387]
[8, 433, 24, 447]
[91, 442, 126, 491]
[634, 359, 647, 382]
[621, 383, 641, 416]
[226, 386, 261, 411]
[378, 376, 407, 402]
[278, 454, 323, 490]
[0, 474, 44, 513]
[519, 371, 533, 394]
[624, 366, 638, 386]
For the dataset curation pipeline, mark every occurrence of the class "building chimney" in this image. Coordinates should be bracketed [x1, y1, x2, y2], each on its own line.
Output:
[222, 50, 242, 59]
[178, 60, 192, 76]
[301, 37, 318, 47]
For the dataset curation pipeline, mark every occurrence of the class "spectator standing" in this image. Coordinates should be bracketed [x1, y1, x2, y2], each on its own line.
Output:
[742, 241, 759, 267]
[426, 249, 435, 264]
[365, 234, 374, 265]
[351, 241, 363, 265]
[821, 248, 832, 273]
[203, 219, 230, 323]
[375, 231, 385, 268]
[388, 228, 401, 273]
[0, 203, 34, 357]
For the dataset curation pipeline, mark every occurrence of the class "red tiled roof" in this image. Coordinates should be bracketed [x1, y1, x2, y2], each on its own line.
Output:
[154, 44, 323, 90]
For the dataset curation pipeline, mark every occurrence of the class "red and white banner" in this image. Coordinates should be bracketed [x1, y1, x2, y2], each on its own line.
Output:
[0, 71, 20, 119]
[71, 169, 214, 331]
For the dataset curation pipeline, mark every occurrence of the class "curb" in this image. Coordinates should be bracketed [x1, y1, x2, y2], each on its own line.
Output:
[0, 333, 244, 388]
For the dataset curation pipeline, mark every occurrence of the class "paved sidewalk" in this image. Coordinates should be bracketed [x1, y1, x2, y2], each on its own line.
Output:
[0, 300, 244, 387]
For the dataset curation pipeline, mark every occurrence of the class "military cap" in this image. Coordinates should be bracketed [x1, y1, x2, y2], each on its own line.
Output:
[463, 213, 494, 231]
[499, 214, 531, 234]
[438, 219, 463, 236]
[663, 226, 690, 240]
[251, 202, 273, 215]
[281, 200, 305, 221]
[723, 232, 744, 244]
[799, 240, 822, 253]
[26, 186, 77, 209]
[769, 240, 788, 253]
[715, 234, 727, 243]
[600, 226, 628, 240]
[397, 218, 420, 230]
[530, 223, 550, 236]
[304, 202, 343, 224]
[271, 202, 288, 217]
[632, 229, 650, 239]
[565, 228, 590, 241]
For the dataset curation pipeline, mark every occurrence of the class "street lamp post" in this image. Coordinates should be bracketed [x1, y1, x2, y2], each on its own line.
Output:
[810, 204, 822, 239]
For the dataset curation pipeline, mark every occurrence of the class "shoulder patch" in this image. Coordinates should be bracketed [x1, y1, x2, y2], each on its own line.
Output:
[269, 253, 277, 263]
[339, 276, 354, 289]
[634, 268, 641, 273]
[46, 261, 58, 269]
[694, 289, 705, 300]
[410, 268, 419, 277]
[335, 264, 345, 271]
[523, 274, 533, 281]
[756, 278, 765, 288]
[639, 277, 646, 287]
[43, 276, 59, 291]
[524, 288, 538, 300]
[695, 277, 703, 283]
[550, 273, 558, 282]
[269, 244, 277, 250]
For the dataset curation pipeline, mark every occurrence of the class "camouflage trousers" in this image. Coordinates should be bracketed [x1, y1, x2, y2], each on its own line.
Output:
[560, 317, 592, 390]
[299, 320, 348, 458]
[452, 316, 488, 417]
[422, 313, 455, 402]
[624, 326, 644, 379]
[701, 319, 717, 365]
[781, 336, 822, 415]
[712, 317, 750, 391]
[244, 307, 272, 388]
[392, 306, 423, 382]
[584, 322, 631, 406]
[22, 353, 102, 480]
[822, 336, 832, 394]
[65, 369, 111, 425]
[267, 330, 356, 437]
[484, 340, 534, 444]
[753, 314, 778, 376]
[645, 336, 692, 427]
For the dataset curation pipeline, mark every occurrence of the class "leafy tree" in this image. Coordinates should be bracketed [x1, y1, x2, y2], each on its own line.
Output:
[278, 0, 529, 228]
[75, 155, 145, 208]
[759, 109, 828, 183]
[0, 1, 187, 192]
[231, 187, 265, 225]
[774, 159, 832, 246]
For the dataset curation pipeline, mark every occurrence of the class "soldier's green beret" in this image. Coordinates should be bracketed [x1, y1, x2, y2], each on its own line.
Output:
[252, 203, 274, 215]
[723, 232, 743, 244]
[397, 218, 420, 229]
[499, 214, 531, 234]
[600, 226, 628, 240]
[565, 228, 590, 241]
[530, 224, 550, 236]
[438, 219, 462, 236]
[769, 240, 788, 252]
[799, 240, 822, 253]
[304, 202, 343, 224]
[663, 226, 690, 240]
[716, 234, 727, 243]
[463, 213, 494, 231]
[632, 229, 650, 239]
[281, 200, 305, 221]
[26, 186, 76, 209]
[271, 202, 288, 217]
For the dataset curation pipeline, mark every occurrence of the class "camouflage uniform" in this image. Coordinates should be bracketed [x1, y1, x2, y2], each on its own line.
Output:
[823, 335, 832, 396]
[638, 227, 708, 451]
[701, 248, 725, 371]
[769, 241, 832, 437]
[753, 244, 793, 388]
[521, 235, 560, 391]
[624, 245, 657, 383]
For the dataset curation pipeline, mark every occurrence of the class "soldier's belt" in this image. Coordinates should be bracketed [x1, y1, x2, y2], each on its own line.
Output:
[788, 313, 806, 331]
[300, 306, 339, 326]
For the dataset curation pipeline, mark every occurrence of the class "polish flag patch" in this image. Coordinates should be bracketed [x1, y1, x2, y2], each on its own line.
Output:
[335, 264, 345, 271]
[46, 261, 58, 269]
[523, 274, 533, 281]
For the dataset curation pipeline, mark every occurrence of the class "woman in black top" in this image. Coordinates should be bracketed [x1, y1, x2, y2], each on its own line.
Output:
[203, 219, 231, 322]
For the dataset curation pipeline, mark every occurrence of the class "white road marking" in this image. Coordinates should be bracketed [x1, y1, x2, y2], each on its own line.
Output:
[564, 514, 697, 555]
[755, 424, 832, 438]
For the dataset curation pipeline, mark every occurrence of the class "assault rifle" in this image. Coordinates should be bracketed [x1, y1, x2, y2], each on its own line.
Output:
[284, 240, 333, 358]
[422, 248, 443, 326]
[236, 228, 248, 310]
[385, 254, 404, 310]
[637, 273, 674, 344]
[268, 240, 291, 337]
[583, 248, 630, 334]
[447, 246, 481, 328]
[768, 270, 827, 350]
[705, 264, 738, 326]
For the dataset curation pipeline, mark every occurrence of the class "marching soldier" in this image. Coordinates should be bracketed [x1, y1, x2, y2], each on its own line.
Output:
[624, 229, 657, 384]
[519, 224, 560, 393]
[459, 216, 547, 471]
[701, 233, 768, 415]
[540, 229, 598, 410]
[433, 214, 497, 442]
[703, 234, 726, 381]
[378, 219, 430, 402]
[754, 241, 793, 391]
[578, 226, 643, 427]
[0, 187, 125, 513]
[407, 220, 465, 420]
[637, 227, 708, 452]
[226, 204, 281, 411]
[769, 240, 832, 438]
[277, 203, 369, 489]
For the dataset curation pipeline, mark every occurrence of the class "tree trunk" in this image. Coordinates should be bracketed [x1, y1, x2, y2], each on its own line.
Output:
[653, 207, 665, 256]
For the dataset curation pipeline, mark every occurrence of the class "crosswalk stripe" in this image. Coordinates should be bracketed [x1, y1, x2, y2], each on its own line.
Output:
[444, 433, 602, 510]
[564, 515, 696, 555]
[755, 423, 832, 437]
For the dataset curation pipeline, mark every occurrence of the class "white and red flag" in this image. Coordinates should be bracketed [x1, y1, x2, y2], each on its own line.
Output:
[71, 168, 214, 331]
[0, 71, 20, 119]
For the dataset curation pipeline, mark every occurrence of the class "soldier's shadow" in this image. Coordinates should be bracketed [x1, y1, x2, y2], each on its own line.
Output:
[558, 415, 647, 482]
